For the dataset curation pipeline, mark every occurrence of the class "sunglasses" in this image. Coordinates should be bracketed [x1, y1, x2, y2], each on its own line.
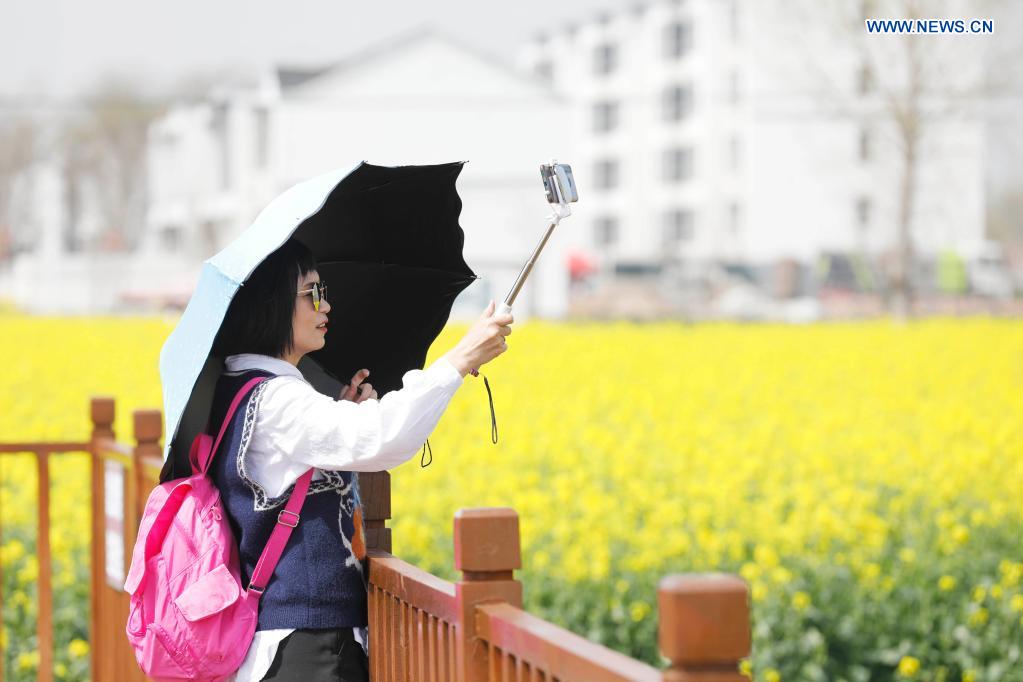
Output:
[297, 281, 328, 312]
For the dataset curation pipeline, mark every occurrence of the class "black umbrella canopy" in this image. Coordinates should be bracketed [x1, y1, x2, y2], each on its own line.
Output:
[160, 161, 478, 483]
[293, 161, 478, 397]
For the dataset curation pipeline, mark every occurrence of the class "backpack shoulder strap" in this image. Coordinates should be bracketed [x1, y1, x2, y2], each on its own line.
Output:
[192, 376, 269, 476]
[246, 467, 315, 597]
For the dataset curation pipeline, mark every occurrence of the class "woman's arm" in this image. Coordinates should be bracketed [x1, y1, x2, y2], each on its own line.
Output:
[257, 356, 464, 472]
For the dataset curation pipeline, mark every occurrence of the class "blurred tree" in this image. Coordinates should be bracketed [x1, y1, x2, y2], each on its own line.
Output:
[784, 0, 1018, 318]
[67, 79, 165, 251]
[0, 116, 38, 262]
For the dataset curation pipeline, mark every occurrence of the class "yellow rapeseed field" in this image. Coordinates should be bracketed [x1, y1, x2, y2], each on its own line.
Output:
[1, 315, 1022, 681]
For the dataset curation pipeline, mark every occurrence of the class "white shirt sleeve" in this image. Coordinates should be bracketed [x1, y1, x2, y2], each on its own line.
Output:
[255, 356, 464, 473]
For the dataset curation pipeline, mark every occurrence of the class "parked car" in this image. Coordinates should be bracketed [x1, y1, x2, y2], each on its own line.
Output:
[967, 242, 1015, 299]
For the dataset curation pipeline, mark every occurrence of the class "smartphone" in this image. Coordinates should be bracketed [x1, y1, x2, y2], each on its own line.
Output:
[540, 163, 579, 204]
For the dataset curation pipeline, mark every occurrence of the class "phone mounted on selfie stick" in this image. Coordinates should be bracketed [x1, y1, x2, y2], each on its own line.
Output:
[469, 160, 578, 378]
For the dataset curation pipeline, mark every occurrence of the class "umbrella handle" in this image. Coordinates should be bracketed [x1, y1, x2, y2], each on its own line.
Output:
[469, 301, 513, 377]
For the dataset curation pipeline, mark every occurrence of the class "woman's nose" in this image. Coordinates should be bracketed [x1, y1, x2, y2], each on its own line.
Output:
[320, 297, 331, 313]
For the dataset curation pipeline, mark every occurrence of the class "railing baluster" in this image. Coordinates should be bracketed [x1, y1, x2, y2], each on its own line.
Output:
[416, 607, 426, 681]
[0, 449, 4, 682]
[427, 613, 437, 682]
[389, 595, 397, 682]
[36, 450, 53, 682]
[369, 586, 380, 682]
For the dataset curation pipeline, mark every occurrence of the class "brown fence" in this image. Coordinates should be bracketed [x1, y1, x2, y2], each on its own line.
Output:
[0, 399, 751, 681]
[365, 507, 750, 682]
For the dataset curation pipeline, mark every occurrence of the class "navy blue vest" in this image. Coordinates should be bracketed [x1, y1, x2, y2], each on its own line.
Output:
[208, 369, 368, 631]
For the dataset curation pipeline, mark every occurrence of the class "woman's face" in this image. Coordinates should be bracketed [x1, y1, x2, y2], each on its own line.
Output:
[287, 270, 331, 364]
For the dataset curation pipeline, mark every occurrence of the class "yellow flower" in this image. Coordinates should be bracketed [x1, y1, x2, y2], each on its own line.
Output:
[862, 562, 881, 581]
[938, 575, 957, 592]
[968, 607, 989, 627]
[740, 562, 761, 581]
[16, 650, 38, 672]
[791, 591, 811, 611]
[1010, 594, 1023, 612]
[68, 638, 90, 658]
[897, 655, 921, 677]
[1000, 561, 1023, 587]
[765, 669, 781, 682]
[739, 658, 752, 678]
[971, 586, 986, 602]
[963, 670, 977, 682]
[898, 548, 916, 564]
[1, 539, 26, 564]
[629, 601, 650, 622]
[54, 662, 68, 678]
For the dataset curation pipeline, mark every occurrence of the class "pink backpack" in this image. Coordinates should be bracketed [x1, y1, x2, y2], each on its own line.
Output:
[125, 377, 314, 681]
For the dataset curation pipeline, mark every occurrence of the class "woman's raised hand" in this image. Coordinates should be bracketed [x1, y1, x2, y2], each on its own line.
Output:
[340, 369, 378, 403]
[443, 300, 514, 377]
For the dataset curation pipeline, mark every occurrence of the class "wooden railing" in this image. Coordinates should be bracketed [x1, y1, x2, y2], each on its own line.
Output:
[365, 508, 751, 682]
[0, 440, 89, 682]
[0, 398, 752, 681]
[88, 398, 162, 682]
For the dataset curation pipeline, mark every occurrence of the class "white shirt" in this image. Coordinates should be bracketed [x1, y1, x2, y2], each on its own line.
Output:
[226, 353, 464, 681]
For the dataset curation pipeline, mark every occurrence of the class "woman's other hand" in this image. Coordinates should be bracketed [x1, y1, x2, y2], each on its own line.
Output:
[443, 300, 513, 377]
[340, 369, 377, 403]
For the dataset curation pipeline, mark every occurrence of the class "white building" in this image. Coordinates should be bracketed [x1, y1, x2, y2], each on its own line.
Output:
[516, 0, 988, 269]
[145, 29, 575, 319]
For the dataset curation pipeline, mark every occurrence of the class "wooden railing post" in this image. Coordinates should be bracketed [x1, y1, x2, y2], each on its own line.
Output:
[360, 471, 391, 553]
[89, 397, 115, 682]
[453, 507, 523, 682]
[658, 574, 751, 682]
[131, 410, 162, 523]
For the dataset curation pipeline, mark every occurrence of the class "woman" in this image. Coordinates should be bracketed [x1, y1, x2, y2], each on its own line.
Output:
[208, 238, 512, 681]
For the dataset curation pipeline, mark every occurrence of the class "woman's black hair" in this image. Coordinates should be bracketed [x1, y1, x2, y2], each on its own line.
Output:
[213, 238, 317, 359]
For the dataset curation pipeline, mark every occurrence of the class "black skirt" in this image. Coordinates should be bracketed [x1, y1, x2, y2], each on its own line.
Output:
[261, 628, 369, 682]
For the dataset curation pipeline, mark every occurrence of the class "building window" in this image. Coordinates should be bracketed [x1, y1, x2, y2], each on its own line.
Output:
[662, 84, 693, 122]
[728, 202, 742, 236]
[858, 128, 872, 161]
[161, 225, 183, 252]
[728, 136, 741, 170]
[663, 209, 694, 245]
[857, 63, 874, 94]
[254, 107, 269, 169]
[594, 159, 620, 190]
[728, 0, 741, 42]
[594, 43, 618, 75]
[595, 216, 620, 247]
[534, 60, 553, 80]
[856, 197, 872, 227]
[210, 103, 231, 191]
[594, 100, 620, 133]
[662, 147, 693, 182]
[664, 21, 692, 58]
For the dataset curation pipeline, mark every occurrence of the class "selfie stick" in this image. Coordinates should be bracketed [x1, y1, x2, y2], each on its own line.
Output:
[469, 160, 576, 377]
